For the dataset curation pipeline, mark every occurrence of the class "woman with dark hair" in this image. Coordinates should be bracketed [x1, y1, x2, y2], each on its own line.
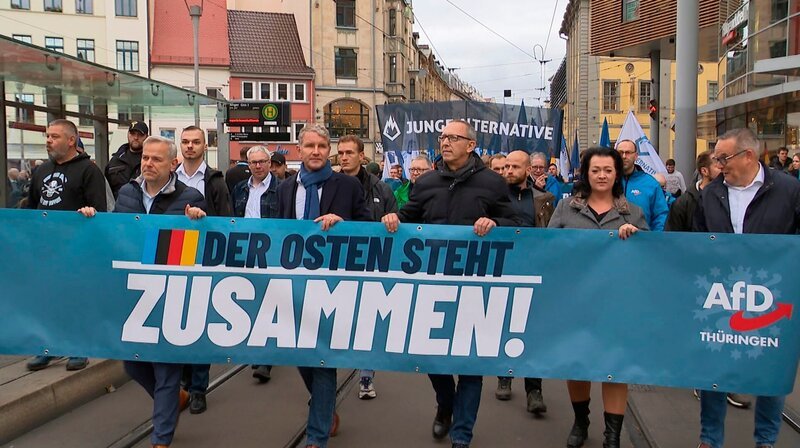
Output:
[789, 153, 800, 179]
[548, 146, 649, 448]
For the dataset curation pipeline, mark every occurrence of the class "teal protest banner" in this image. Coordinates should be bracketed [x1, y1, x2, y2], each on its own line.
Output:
[0, 209, 797, 396]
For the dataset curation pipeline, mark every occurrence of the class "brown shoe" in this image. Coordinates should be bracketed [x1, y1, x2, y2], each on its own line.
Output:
[329, 412, 340, 437]
[178, 389, 190, 412]
[153, 445, 168, 448]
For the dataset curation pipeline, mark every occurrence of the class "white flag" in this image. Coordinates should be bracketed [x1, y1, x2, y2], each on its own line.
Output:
[615, 111, 667, 175]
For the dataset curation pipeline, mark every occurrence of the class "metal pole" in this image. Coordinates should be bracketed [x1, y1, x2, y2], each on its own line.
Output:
[0, 79, 8, 208]
[674, 0, 698, 179]
[190, 4, 202, 128]
[650, 50, 660, 153]
[216, 106, 229, 173]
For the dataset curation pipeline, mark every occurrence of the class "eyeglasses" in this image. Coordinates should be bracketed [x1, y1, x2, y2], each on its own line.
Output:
[531, 165, 547, 171]
[248, 160, 269, 166]
[438, 134, 473, 143]
[617, 150, 637, 156]
[409, 168, 430, 173]
[711, 149, 748, 167]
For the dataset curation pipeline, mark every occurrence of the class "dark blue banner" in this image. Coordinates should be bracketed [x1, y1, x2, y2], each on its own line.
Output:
[0, 209, 798, 396]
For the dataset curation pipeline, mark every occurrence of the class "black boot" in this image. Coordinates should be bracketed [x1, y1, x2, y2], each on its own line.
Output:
[566, 400, 590, 448]
[602, 412, 624, 448]
[432, 406, 452, 440]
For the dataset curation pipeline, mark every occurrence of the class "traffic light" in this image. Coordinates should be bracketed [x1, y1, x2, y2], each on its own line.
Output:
[649, 99, 658, 120]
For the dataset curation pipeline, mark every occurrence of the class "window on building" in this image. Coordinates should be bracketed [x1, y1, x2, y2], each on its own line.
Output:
[45, 37, 64, 53]
[707, 82, 719, 103]
[207, 130, 218, 147]
[772, 0, 788, 22]
[770, 39, 788, 58]
[293, 122, 306, 142]
[258, 82, 271, 100]
[242, 81, 254, 100]
[276, 83, 289, 101]
[78, 96, 92, 126]
[77, 39, 95, 62]
[44, 0, 62, 12]
[14, 94, 35, 124]
[76, 0, 92, 14]
[389, 56, 398, 83]
[603, 81, 620, 112]
[638, 81, 651, 113]
[293, 83, 307, 102]
[389, 9, 397, 36]
[410, 78, 416, 100]
[623, 0, 639, 22]
[325, 99, 369, 138]
[11, 0, 30, 9]
[118, 105, 144, 124]
[336, 0, 356, 28]
[335, 48, 358, 78]
[206, 87, 222, 99]
[115, 0, 136, 16]
[12, 35, 32, 43]
[116, 40, 139, 72]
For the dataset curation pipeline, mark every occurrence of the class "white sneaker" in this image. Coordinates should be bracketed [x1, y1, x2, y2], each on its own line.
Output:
[359, 376, 376, 400]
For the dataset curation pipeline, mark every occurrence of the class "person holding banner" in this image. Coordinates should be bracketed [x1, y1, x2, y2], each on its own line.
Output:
[381, 119, 521, 448]
[337, 134, 397, 399]
[79, 135, 207, 448]
[26, 119, 108, 373]
[693, 128, 800, 448]
[548, 146, 648, 448]
[616, 140, 669, 231]
[276, 124, 370, 448]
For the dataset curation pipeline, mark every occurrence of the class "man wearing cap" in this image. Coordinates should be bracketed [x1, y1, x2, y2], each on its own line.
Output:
[270, 152, 289, 181]
[106, 121, 148, 198]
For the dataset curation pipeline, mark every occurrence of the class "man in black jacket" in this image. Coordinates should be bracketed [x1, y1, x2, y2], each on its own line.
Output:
[105, 121, 148, 198]
[277, 124, 370, 448]
[225, 146, 251, 193]
[665, 151, 719, 231]
[382, 119, 521, 448]
[337, 134, 397, 399]
[26, 119, 107, 373]
[79, 135, 205, 448]
[693, 128, 800, 448]
[176, 125, 232, 414]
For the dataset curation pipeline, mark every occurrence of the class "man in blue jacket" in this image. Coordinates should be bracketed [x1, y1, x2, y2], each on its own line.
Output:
[617, 140, 669, 231]
[79, 135, 206, 448]
[276, 124, 370, 448]
[693, 127, 800, 448]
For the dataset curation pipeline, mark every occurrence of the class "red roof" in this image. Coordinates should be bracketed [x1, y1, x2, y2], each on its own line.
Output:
[151, 1, 230, 67]
[227, 11, 313, 76]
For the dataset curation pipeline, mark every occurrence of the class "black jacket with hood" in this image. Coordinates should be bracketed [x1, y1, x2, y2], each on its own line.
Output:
[28, 151, 107, 211]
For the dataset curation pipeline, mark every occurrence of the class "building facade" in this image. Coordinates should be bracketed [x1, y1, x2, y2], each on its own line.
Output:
[1, 0, 150, 162]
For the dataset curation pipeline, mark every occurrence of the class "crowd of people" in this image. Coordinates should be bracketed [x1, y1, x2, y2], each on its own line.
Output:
[9, 117, 799, 448]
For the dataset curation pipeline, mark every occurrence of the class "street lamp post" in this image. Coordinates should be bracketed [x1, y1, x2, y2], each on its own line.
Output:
[186, 0, 203, 128]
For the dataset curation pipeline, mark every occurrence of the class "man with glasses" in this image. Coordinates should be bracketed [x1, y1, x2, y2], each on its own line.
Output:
[694, 128, 800, 448]
[530, 152, 562, 206]
[616, 140, 669, 231]
[381, 119, 521, 448]
[396, 155, 432, 209]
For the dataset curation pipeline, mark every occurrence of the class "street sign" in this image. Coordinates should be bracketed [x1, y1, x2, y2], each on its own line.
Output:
[229, 132, 292, 142]
[226, 102, 292, 127]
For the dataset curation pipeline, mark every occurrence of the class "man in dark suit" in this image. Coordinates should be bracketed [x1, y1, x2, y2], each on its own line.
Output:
[276, 124, 370, 448]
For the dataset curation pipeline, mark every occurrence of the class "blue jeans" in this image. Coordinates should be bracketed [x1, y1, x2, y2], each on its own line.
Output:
[429, 374, 482, 445]
[183, 364, 210, 394]
[700, 390, 785, 447]
[298, 367, 337, 448]
[124, 361, 183, 446]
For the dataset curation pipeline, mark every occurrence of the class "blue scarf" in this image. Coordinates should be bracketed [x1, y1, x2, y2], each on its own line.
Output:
[299, 161, 333, 220]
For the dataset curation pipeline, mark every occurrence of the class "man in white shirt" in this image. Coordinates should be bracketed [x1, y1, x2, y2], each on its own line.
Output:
[664, 158, 687, 196]
[694, 127, 800, 448]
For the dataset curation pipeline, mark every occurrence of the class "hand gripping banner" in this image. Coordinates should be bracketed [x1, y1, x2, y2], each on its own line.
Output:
[0, 209, 798, 396]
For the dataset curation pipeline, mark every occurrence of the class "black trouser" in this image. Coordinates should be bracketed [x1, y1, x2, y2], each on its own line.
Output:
[497, 376, 542, 392]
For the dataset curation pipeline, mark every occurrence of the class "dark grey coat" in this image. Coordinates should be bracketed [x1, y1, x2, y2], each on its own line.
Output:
[548, 196, 649, 231]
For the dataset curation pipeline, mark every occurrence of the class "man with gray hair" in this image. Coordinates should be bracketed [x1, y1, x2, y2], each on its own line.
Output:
[694, 127, 800, 448]
[530, 151, 562, 206]
[277, 123, 370, 448]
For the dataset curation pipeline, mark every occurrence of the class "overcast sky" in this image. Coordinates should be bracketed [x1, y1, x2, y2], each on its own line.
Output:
[411, 0, 567, 106]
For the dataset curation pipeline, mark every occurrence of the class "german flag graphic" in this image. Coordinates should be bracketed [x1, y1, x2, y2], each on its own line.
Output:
[142, 229, 200, 266]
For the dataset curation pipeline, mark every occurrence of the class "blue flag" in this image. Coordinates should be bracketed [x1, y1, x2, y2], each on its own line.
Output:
[600, 117, 611, 148]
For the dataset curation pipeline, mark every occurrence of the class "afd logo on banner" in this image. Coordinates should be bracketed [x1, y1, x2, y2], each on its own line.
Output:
[697, 267, 793, 355]
[116, 227, 540, 358]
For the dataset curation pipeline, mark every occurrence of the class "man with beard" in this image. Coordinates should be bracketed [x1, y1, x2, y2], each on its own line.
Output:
[106, 121, 148, 198]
